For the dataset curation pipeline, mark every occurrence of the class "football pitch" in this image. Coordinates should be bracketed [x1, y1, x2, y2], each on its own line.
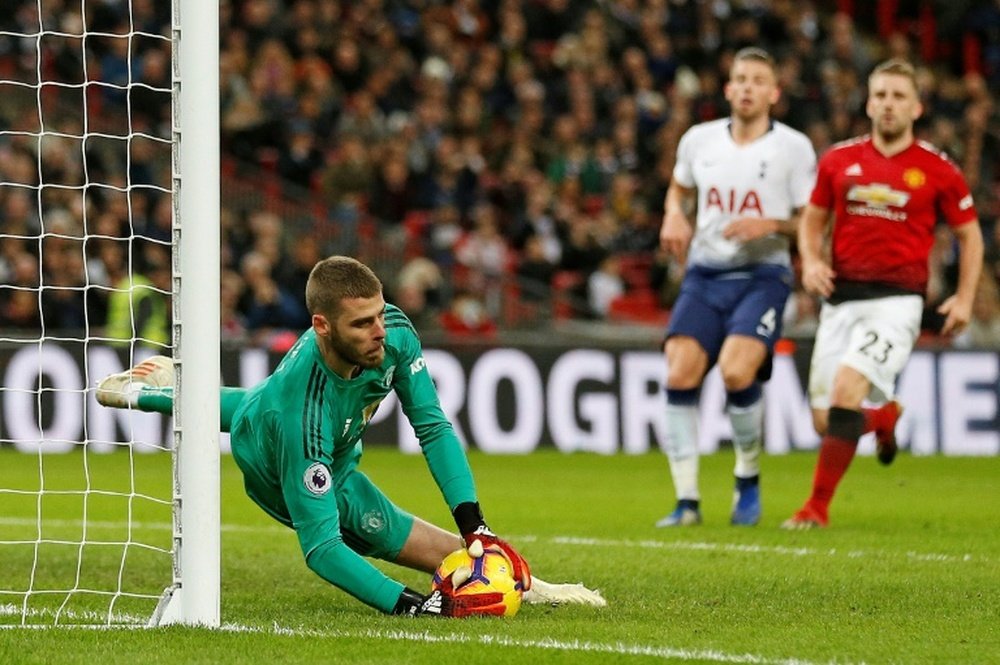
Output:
[0, 447, 997, 664]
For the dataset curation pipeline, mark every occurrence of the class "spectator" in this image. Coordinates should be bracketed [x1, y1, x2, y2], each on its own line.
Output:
[953, 273, 1000, 349]
[221, 269, 248, 342]
[0, 251, 41, 330]
[320, 134, 373, 254]
[394, 256, 445, 329]
[105, 258, 170, 350]
[276, 235, 323, 310]
[1, 0, 996, 339]
[516, 234, 558, 308]
[240, 250, 310, 335]
[439, 289, 496, 338]
[277, 121, 324, 189]
[454, 203, 510, 318]
[587, 254, 625, 319]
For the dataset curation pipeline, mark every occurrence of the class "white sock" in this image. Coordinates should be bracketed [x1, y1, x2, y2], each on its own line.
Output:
[665, 403, 700, 500]
[729, 399, 763, 478]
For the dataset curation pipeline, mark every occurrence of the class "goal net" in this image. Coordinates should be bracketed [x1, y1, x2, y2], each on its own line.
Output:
[0, 0, 219, 627]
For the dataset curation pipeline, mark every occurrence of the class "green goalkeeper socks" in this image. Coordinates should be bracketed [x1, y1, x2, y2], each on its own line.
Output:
[135, 386, 247, 433]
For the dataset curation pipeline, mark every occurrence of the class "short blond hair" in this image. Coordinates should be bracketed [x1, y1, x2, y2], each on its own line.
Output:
[731, 47, 777, 75]
[869, 58, 918, 91]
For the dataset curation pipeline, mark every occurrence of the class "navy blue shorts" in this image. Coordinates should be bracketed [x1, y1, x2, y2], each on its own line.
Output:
[666, 264, 792, 367]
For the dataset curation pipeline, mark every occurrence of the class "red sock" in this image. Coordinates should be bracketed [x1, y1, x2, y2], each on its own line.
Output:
[862, 407, 877, 434]
[807, 434, 858, 521]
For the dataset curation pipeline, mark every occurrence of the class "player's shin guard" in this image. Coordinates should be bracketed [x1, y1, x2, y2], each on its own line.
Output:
[727, 384, 763, 479]
[664, 388, 700, 501]
[806, 407, 864, 521]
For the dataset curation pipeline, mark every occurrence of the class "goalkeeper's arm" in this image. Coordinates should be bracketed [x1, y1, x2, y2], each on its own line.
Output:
[303, 535, 406, 613]
[305, 536, 504, 617]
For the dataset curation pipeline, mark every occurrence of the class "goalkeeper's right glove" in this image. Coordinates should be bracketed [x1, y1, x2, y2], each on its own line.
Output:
[452, 501, 532, 591]
[391, 576, 507, 618]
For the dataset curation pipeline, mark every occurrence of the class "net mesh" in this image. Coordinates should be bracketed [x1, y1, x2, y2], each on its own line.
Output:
[0, 0, 175, 626]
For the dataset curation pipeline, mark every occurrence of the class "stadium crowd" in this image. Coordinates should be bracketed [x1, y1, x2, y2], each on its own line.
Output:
[0, 0, 998, 348]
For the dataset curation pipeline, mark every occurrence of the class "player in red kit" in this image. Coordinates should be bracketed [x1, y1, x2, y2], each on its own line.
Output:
[782, 59, 983, 529]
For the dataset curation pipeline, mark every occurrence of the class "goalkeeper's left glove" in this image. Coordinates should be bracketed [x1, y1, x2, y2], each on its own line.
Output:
[391, 577, 507, 618]
[452, 501, 532, 591]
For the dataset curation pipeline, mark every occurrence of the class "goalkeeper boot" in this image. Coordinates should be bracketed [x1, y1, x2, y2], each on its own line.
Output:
[780, 503, 828, 530]
[523, 577, 607, 606]
[874, 400, 903, 466]
[96, 355, 175, 408]
[655, 499, 701, 527]
[730, 476, 761, 526]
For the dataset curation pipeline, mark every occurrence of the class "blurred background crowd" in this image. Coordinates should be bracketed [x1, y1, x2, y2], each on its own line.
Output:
[1, 0, 999, 350]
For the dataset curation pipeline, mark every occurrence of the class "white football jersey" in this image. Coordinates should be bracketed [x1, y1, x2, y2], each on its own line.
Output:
[673, 118, 817, 269]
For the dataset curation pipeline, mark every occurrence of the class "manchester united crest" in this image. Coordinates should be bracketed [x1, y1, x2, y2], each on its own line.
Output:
[902, 168, 926, 189]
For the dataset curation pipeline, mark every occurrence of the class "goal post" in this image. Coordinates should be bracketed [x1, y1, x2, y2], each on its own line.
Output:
[151, 0, 221, 627]
[0, 0, 220, 628]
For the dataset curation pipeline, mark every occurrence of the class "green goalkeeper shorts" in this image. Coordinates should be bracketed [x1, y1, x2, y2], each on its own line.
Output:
[333, 469, 415, 561]
[236, 460, 416, 562]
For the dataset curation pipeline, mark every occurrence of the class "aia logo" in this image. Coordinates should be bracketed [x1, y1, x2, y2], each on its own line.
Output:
[706, 187, 763, 216]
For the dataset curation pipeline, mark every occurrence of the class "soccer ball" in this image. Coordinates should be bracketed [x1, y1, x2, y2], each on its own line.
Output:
[432, 548, 523, 617]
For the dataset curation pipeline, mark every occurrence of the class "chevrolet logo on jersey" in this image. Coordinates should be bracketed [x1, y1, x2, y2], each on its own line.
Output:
[846, 183, 910, 208]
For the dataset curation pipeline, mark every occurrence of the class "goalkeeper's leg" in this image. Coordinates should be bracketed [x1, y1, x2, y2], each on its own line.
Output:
[96, 355, 246, 432]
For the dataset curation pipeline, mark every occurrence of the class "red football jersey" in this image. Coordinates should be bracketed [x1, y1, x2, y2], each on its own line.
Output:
[810, 136, 977, 295]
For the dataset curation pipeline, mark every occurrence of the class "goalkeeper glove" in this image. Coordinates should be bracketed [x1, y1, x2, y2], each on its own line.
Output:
[391, 577, 506, 618]
[452, 501, 532, 591]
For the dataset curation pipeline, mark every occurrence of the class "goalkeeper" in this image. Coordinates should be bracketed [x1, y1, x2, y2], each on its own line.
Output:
[97, 255, 604, 616]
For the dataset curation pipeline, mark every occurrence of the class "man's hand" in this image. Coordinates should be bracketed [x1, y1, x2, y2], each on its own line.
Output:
[937, 295, 973, 335]
[801, 258, 836, 299]
[452, 502, 532, 591]
[462, 526, 532, 591]
[722, 217, 780, 243]
[393, 577, 507, 618]
[659, 210, 693, 265]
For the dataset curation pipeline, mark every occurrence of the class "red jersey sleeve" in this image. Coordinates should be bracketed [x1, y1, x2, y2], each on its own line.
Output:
[809, 152, 835, 210]
[937, 160, 978, 228]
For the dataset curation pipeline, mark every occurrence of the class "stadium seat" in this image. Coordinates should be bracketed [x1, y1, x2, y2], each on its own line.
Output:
[552, 270, 586, 320]
[607, 289, 670, 326]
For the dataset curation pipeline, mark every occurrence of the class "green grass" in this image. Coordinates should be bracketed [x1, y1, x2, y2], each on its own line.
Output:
[0, 447, 998, 664]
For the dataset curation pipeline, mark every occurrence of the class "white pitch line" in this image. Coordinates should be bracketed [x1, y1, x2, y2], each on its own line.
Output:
[0, 611, 837, 665]
[549, 536, 984, 565]
[0, 516, 985, 565]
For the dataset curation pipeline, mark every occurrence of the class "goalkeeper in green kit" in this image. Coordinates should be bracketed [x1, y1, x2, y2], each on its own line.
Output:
[96, 255, 604, 616]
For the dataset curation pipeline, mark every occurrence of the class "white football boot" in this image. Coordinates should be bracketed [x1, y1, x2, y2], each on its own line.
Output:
[523, 577, 607, 606]
[96, 355, 175, 408]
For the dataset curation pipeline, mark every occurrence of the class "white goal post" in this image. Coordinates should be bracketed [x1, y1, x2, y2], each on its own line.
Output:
[155, 0, 221, 627]
[0, 0, 220, 628]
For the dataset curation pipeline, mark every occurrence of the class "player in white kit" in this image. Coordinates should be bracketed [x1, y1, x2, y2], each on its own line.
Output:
[657, 48, 817, 527]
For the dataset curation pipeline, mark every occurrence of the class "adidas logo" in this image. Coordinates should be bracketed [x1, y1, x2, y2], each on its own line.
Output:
[421, 591, 443, 615]
[845, 163, 862, 176]
[130, 361, 159, 378]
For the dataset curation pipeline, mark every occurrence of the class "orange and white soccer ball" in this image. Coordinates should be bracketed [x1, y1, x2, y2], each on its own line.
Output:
[432, 548, 523, 617]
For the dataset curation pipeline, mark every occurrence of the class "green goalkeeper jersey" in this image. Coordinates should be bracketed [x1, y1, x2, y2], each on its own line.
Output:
[229, 304, 476, 612]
